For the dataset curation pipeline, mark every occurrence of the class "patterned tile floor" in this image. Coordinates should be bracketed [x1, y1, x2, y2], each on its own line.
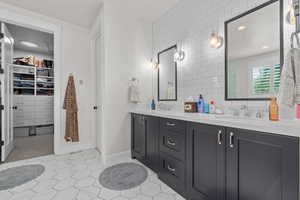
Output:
[0, 149, 186, 200]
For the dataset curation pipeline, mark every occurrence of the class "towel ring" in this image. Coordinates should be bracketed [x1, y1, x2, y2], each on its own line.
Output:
[291, 32, 300, 48]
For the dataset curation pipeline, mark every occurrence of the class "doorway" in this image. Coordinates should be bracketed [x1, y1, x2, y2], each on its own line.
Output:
[1, 23, 55, 162]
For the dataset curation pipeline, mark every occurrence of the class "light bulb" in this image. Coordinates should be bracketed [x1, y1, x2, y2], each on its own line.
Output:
[150, 58, 158, 70]
[287, 0, 296, 25]
[210, 32, 223, 49]
[174, 50, 185, 62]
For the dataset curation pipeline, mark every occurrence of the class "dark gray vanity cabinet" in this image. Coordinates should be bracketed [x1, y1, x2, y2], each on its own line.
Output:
[158, 118, 187, 197]
[131, 114, 146, 160]
[131, 113, 300, 200]
[226, 128, 299, 200]
[131, 114, 159, 172]
[186, 123, 226, 200]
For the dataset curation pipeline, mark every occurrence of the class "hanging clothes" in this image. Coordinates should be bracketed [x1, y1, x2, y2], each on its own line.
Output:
[63, 75, 79, 142]
[279, 33, 300, 107]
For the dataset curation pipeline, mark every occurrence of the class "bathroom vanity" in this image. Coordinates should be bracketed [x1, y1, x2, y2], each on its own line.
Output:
[131, 110, 299, 200]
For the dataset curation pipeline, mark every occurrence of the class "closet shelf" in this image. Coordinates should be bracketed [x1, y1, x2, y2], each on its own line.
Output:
[14, 87, 35, 89]
[37, 76, 54, 78]
[13, 72, 35, 75]
[11, 64, 35, 69]
[14, 79, 34, 82]
[37, 88, 54, 90]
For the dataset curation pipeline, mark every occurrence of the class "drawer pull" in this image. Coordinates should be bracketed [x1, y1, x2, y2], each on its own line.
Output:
[229, 132, 234, 148]
[167, 139, 176, 146]
[166, 122, 175, 127]
[217, 130, 222, 145]
[167, 165, 176, 172]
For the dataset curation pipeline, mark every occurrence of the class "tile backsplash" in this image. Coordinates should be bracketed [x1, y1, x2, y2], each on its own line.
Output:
[147, 0, 294, 119]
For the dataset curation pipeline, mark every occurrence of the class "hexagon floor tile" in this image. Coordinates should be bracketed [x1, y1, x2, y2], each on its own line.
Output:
[0, 149, 186, 200]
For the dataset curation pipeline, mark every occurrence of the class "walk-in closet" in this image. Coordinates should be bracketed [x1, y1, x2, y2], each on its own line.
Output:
[0, 23, 55, 162]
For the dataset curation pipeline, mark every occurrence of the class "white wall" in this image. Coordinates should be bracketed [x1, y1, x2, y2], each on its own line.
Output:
[0, 2, 96, 154]
[99, 0, 153, 159]
[152, 0, 294, 117]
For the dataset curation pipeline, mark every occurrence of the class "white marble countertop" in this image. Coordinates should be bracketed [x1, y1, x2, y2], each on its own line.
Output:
[130, 109, 300, 138]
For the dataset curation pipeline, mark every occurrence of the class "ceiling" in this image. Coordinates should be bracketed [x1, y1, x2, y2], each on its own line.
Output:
[7, 23, 54, 55]
[0, 0, 180, 28]
[228, 1, 280, 60]
[0, 0, 103, 28]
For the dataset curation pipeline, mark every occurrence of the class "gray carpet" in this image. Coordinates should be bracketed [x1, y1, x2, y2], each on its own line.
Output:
[0, 164, 45, 190]
[99, 163, 148, 191]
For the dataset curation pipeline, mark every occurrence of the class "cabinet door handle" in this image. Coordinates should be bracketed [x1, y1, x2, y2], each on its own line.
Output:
[217, 130, 222, 145]
[166, 122, 175, 127]
[167, 139, 176, 146]
[229, 132, 234, 148]
[167, 165, 176, 172]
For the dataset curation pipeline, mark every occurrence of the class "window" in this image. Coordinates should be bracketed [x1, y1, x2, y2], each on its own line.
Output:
[252, 64, 281, 95]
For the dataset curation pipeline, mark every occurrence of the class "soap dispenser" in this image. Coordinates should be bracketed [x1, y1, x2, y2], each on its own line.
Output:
[197, 95, 204, 113]
[151, 99, 156, 110]
[269, 97, 279, 121]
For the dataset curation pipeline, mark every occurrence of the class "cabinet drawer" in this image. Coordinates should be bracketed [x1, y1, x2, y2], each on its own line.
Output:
[160, 129, 186, 161]
[160, 118, 186, 133]
[159, 152, 186, 196]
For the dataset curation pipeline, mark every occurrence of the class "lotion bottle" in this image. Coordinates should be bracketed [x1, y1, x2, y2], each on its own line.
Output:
[269, 97, 279, 121]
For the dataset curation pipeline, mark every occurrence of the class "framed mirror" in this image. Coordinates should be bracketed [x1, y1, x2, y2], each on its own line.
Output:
[158, 45, 178, 101]
[225, 0, 283, 100]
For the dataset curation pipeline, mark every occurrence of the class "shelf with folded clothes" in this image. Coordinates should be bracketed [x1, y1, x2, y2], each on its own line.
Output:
[14, 79, 35, 82]
[14, 88, 35, 95]
[14, 81, 35, 88]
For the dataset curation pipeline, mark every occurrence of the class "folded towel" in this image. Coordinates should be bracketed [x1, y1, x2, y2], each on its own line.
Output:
[129, 80, 140, 103]
[279, 48, 300, 107]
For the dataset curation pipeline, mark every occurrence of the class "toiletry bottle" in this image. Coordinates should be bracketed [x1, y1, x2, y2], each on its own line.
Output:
[204, 103, 210, 114]
[209, 101, 216, 114]
[151, 99, 156, 110]
[197, 95, 204, 113]
[269, 97, 279, 121]
[296, 104, 300, 119]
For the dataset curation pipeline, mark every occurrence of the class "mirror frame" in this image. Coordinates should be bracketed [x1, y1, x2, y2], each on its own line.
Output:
[224, 0, 284, 101]
[157, 45, 178, 101]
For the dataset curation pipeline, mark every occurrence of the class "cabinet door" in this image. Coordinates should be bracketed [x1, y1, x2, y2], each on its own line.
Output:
[226, 128, 299, 200]
[144, 116, 159, 172]
[131, 114, 146, 159]
[187, 123, 225, 200]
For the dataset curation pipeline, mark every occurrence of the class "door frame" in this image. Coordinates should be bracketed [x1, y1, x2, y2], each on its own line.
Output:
[0, 7, 62, 158]
[91, 33, 104, 160]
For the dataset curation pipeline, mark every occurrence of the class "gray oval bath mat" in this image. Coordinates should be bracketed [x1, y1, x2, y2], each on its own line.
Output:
[99, 163, 148, 191]
[0, 164, 45, 190]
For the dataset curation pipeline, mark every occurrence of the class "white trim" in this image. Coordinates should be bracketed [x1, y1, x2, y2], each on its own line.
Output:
[105, 150, 131, 165]
[0, 6, 62, 155]
[56, 144, 96, 155]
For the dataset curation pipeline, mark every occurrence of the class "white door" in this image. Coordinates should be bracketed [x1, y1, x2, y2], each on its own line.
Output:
[95, 35, 103, 152]
[1, 22, 14, 162]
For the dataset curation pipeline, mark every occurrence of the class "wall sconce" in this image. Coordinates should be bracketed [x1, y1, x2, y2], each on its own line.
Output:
[174, 49, 185, 62]
[287, 0, 296, 25]
[150, 58, 159, 70]
[210, 32, 223, 49]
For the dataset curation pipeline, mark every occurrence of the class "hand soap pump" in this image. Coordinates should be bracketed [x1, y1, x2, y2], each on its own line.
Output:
[151, 99, 156, 110]
[197, 95, 204, 113]
[269, 97, 279, 121]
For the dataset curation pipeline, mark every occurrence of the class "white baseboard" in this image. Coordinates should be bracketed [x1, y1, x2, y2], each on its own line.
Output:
[55, 143, 96, 155]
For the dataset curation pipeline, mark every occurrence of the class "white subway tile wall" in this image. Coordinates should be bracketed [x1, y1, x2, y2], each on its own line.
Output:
[150, 0, 294, 119]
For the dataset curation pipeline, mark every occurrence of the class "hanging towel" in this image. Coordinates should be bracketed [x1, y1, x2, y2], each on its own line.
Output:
[63, 75, 79, 142]
[129, 79, 140, 103]
[279, 48, 300, 107]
